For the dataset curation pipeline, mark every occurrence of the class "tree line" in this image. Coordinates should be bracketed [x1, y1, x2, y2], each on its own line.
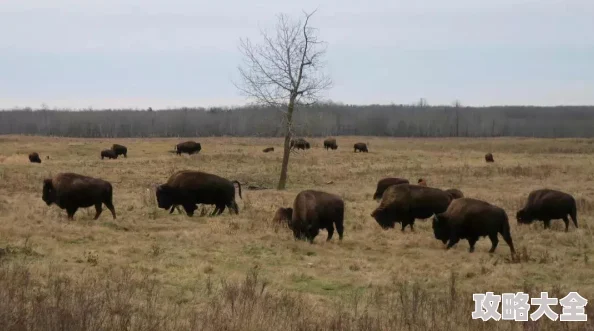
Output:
[1, 103, 593, 138]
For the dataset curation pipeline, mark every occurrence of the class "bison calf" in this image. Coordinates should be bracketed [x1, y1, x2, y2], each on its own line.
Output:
[289, 190, 344, 243]
[417, 178, 427, 186]
[354, 142, 368, 152]
[373, 177, 410, 200]
[263, 147, 274, 153]
[485, 153, 494, 162]
[432, 198, 515, 255]
[42, 173, 116, 220]
[516, 188, 577, 232]
[272, 207, 293, 225]
[29, 152, 41, 163]
[101, 149, 118, 159]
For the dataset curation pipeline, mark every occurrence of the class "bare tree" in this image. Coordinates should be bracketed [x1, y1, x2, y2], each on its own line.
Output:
[235, 10, 332, 190]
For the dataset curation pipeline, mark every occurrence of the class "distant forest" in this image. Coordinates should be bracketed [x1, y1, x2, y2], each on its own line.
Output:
[1, 102, 594, 138]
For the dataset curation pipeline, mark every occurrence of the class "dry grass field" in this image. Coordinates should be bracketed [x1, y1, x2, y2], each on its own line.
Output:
[1, 135, 594, 330]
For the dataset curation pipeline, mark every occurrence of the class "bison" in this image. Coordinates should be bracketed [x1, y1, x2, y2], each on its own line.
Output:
[101, 149, 118, 159]
[291, 138, 310, 150]
[373, 177, 410, 200]
[28, 152, 41, 163]
[323, 138, 338, 150]
[263, 147, 274, 153]
[272, 207, 293, 224]
[417, 178, 427, 186]
[111, 144, 128, 158]
[42, 173, 116, 220]
[354, 142, 368, 153]
[289, 190, 344, 243]
[485, 153, 494, 162]
[432, 198, 515, 254]
[445, 188, 464, 200]
[516, 188, 578, 232]
[156, 170, 242, 217]
[175, 141, 202, 155]
[371, 184, 452, 232]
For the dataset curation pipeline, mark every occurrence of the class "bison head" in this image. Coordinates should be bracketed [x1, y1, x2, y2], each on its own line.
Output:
[432, 214, 449, 244]
[370, 209, 395, 230]
[42, 179, 56, 206]
[155, 184, 174, 210]
[516, 209, 533, 225]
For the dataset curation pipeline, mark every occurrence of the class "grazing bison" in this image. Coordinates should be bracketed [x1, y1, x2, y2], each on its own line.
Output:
[263, 147, 274, 153]
[175, 141, 202, 155]
[373, 177, 410, 200]
[156, 170, 242, 217]
[371, 184, 452, 232]
[323, 138, 338, 150]
[354, 142, 368, 152]
[417, 178, 427, 186]
[485, 153, 494, 162]
[432, 198, 515, 254]
[111, 144, 128, 158]
[516, 188, 577, 232]
[445, 188, 464, 200]
[42, 173, 116, 220]
[289, 190, 345, 243]
[28, 152, 41, 163]
[101, 149, 118, 159]
[272, 207, 293, 224]
[291, 138, 310, 150]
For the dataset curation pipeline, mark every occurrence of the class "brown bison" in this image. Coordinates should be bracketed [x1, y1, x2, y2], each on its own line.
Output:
[354, 142, 368, 152]
[371, 184, 452, 232]
[417, 178, 427, 186]
[42, 173, 116, 220]
[323, 138, 338, 150]
[432, 198, 515, 254]
[445, 188, 464, 200]
[485, 153, 494, 162]
[101, 149, 118, 159]
[289, 190, 344, 243]
[111, 144, 127, 157]
[175, 141, 202, 155]
[156, 170, 242, 217]
[272, 207, 293, 224]
[28, 152, 41, 163]
[373, 177, 410, 200]
[263, 147, 274, 153]
[291, 138, 310, 150]
[516, 188, 577, 232]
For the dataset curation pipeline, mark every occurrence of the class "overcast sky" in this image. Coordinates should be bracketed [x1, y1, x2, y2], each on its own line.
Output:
[1, 0, 593, 109]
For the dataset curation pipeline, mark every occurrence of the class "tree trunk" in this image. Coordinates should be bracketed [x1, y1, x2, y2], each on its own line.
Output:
[277, 97, 296, 190]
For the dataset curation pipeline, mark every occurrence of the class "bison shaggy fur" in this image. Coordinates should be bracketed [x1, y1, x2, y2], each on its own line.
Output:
[29, 152, 41, 163]
[263, 147, 274, 153]
[101, 149, 118, 159]
[371, 184, 452, 232]
[289, 190, 344, 243]
[272, 207, 293, 225]
[111, 144, 128, 157]
[516, 188, 577, 232]
[156, 170, 242, 217]
[42, 173, 116, 220]
[432, 198, 515, 254]
[445, 188, 464, 200]
[485, 153, 494, 162]
[323, 138, 338, 150]
[373, 177, 410, 200]
[175, 141, 202, 155]
[354, 142, 368, 152]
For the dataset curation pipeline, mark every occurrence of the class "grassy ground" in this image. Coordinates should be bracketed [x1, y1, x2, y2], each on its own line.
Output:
[1, 135, 594, 330]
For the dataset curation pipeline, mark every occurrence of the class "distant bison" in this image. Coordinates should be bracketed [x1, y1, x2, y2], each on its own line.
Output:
[28, 152, 41, 163]
[272, 207, 293, 225]
[516, 188, 577, 232]
[371, 184, 452, 232]
[263, 147, 274, 153]
[156, 170, 242, 217]
[289, 190, 344, 243]
[354, 142, 368, 153]
[373, 177, 410, 200]
[291, 138, 310, 150]
[42, 172, 116, 220]
[485, 153, 494, 162]
[432, 198, 515, 254]
[323, 138, 338, 150]
[175, 141, 202, 155]
[111, 144, 128, 158]
[445, 188, 464, 200]
[417, 178, 427, 186]
[101, 149, 118, 159]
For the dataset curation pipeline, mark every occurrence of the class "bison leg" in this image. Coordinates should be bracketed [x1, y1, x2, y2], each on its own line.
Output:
[488, 233, 499, 253]
[93, 203, 103, 220]
[446, 234, 460, 250]
[335, 220, 344, 240]
[169, 206, 176, 214]
[326, 226, 334, 241]
[227, 201, 239, 214]
[105, 201, 116, 219]
[468, 237, 478, 253]
[182, 203, 197, 217]
[501, 231, 516, 255]
[562, 216, 570, 232]
[543, 219, 551, 229]
[66, 207, 78, 220]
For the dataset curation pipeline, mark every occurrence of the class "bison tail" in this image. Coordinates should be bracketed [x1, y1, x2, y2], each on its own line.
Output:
[232, 180, 243, 199]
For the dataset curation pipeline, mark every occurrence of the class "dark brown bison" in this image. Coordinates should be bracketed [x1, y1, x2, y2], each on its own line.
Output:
[28, 152, 41, 163]
[373, 177, 410, 200]
[175, 141, 202, 155]
[516, 188, 577, 232]
[354, 142, 368, 152]
[323, 138, 338, 150]
[289, 190, 344, 243]
[417, 178, 427, 186]
[156, 170, 242, 217]
[445, 188, 464, 200]
[272, 207, 293, 224]
[42, 173, 116, 220]
[432, 198, 515, 254]
[101, 149, 118, 159]
[291, 138, 310, 150]
[485, 153, 494, 162]
[371, 184, 452, 232]
[111, 144, 127, 158]
[263, 147, 274, 153]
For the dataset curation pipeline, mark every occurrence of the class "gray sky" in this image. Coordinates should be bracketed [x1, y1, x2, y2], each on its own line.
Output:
[1, 0, 593, 109]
